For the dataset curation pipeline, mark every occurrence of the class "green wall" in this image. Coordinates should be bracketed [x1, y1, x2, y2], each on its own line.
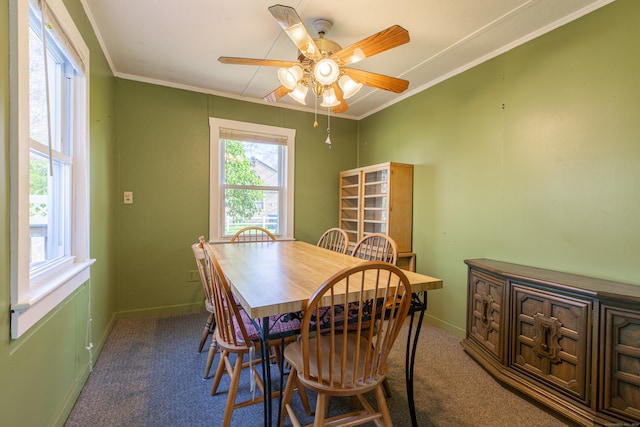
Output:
[1, 0, 117, 424]
[359, 0, 640, 335]
[113, 80, 358, 315]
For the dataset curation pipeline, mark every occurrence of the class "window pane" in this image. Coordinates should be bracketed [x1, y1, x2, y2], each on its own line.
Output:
[29, 26, 49, 146]
[222, 138, 284, 236]
[224, 189, 279, 236]
[28, 8, 74, 275]
[224, 140, 281, 186]
[29, 151, 71, 269]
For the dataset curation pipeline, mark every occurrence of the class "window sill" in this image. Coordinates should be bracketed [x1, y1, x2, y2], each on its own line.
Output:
[10, 259, 96, 339]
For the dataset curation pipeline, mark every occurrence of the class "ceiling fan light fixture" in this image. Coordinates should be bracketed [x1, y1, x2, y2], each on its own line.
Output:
[338, 75, 363, 99]
[314, 58, 340, 86]
[278, 65, 303, 90]
[320, 87, 340, 107]
[287, 83, 308, 105]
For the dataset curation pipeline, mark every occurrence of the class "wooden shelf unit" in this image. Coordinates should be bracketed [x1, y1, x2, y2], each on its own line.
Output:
[339, 162, 414, 268]
[339, 170, 361, 249]
[462, 258, 640, 426]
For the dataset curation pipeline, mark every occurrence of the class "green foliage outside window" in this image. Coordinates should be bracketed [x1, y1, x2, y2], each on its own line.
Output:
[30, 156, 48, 218]
[224, 140, 264, 223]
[30, 156, 48, 195]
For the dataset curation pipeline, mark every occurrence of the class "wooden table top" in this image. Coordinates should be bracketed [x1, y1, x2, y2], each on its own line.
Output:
[207, 240, 443, 319]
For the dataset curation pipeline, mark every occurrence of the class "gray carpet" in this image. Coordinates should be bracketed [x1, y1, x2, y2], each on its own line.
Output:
[65, 312, 572, 426]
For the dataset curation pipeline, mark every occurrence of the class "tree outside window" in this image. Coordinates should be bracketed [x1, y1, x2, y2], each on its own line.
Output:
[224, 140, 264, 224]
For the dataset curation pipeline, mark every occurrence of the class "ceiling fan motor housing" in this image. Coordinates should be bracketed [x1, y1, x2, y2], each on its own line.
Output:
[312, 18, 342, 55]
[314, 37, 342, 56]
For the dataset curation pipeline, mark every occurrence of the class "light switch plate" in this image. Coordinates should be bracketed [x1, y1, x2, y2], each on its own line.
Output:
[123, 191, 133, 204]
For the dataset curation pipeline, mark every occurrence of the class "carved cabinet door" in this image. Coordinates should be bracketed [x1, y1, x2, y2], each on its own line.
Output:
[511, 283, 592, 403]
[468, 269, 506, 363]
[601, 305, 640, 422]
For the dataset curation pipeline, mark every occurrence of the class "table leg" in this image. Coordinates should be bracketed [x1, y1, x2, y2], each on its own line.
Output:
[406, 291, 427, 427]
[277, 335, 286, 427]
[260, 316, 273, 427]
[254, 317, 292, 427]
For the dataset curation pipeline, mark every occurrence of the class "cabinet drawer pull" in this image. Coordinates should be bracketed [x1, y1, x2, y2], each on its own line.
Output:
[533, 313, 562, 363]
[540, 324, 550, 351]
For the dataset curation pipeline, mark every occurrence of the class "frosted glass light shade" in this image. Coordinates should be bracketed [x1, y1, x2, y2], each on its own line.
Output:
[313, 58, 340, 85]
[320, 87, 340, 107]
[278, 65, 303, 90]
[287, 83, 308, 105]
[338, 75, 363, 99]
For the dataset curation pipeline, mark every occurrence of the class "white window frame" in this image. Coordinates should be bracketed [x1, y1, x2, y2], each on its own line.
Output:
[9, 0, 93, 339]
[209, 118, 295, 242]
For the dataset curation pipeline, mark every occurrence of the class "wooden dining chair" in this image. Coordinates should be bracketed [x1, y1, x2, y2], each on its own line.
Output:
[317, 227, 349, 254]
[351, 233, 400, 397]
[230, 225, 277, 243]
[352, 233, 398, 265]
[280, 261, 412, 427]
[204, 243, 310, 426]
[192, 238, 217, 379]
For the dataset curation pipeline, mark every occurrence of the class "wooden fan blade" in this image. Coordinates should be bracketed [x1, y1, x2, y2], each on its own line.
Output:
[331, 82, 349, 114]
[268, 5, 323, 61]
[345, 68, 409, 93]
[263, 85, 292, 103]
[218, 57, 299, 68]
[332, 25, 410, 66]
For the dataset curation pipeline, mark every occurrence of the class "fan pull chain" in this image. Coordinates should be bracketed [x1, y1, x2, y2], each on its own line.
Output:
[314, 95, 319, 128]
[325, 106, 332, 150]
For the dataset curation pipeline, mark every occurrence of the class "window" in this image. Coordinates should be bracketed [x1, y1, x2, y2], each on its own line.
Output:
[9, 0, 93, 338]
[209, 118, 295, 241]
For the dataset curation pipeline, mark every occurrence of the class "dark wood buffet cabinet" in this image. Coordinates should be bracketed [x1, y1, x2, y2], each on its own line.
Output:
[461, 258, 640, 426]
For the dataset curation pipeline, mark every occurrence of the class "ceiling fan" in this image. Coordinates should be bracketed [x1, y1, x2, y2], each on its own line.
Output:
[218, 4, 410, 115]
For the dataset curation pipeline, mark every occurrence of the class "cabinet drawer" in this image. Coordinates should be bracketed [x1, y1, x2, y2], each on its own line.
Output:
[601, 305, 640, 422]
[511, 284, 592, 403]
[468, 269, 506, 363]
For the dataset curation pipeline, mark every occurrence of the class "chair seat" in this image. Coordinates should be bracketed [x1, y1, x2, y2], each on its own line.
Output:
[284, 333, 384, 395]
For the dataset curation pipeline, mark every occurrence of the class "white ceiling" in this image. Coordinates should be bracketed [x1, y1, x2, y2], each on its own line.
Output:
[81, 0, 613, 119]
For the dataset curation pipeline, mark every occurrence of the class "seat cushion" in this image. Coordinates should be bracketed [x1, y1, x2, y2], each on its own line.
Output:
[306, 300, 382, 331]
[254, 298, 385, 339]
[236, 309, 302, 342]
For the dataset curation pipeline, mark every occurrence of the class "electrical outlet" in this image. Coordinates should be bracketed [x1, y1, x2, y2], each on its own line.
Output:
[187, 270, 200, 282]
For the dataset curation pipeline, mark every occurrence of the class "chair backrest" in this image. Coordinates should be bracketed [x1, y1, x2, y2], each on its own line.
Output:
[202, 242, 252, 349]
[300, 261, 412, 389]
[230, 226, 277, 243]
[352, 233, 398, 265]
[317, 228, 349, 254]
[193, 237, 213, 305]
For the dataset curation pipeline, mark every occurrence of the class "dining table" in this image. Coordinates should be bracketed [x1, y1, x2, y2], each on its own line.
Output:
[206, 239, 443, 427]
